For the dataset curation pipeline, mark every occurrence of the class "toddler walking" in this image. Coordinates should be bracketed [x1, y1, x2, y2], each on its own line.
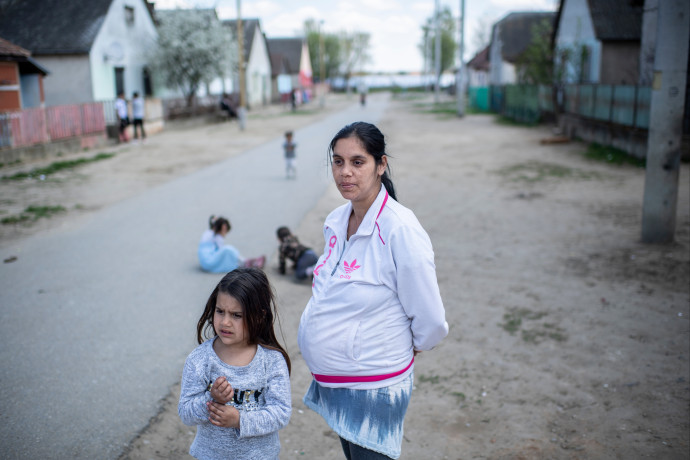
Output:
[178, 268, 292, 459]
[283, 131, 297, 179]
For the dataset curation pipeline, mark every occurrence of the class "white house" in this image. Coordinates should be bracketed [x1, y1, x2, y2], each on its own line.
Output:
[266, 38, 313, 103]
[0, 0, 158, 106]
[223, 19, 272, 108]
[552, 0, 643, 85]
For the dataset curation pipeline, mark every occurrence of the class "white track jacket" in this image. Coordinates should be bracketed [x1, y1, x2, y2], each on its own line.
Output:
[298, 185, 449, 389]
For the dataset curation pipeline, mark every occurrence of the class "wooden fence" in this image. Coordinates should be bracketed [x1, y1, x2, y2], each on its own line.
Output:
[0, 102, 106, 150]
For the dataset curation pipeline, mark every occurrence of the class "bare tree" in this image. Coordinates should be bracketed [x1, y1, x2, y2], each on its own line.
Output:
[340, 31, 371, 91]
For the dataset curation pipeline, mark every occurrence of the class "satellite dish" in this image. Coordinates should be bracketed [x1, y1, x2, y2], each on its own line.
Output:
[105, 41, 124, 63]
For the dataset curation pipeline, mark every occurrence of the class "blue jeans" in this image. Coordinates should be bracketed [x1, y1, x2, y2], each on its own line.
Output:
[295, 249, 318, 279]
[339, 437, 392, 460]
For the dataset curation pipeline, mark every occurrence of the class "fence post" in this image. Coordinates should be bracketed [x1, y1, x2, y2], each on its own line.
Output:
[632, 84, 639, 128]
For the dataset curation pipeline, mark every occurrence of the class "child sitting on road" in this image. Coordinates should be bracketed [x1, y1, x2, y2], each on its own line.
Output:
[198, 215, 265, 273]
[178, 268, 292, 459]
[276, 226, 318, 280]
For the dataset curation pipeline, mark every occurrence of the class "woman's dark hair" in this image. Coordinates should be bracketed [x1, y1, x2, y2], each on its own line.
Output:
[328, 121, 397, 201]
[196, 268, 291, 374]
[208, 215, 231, 235]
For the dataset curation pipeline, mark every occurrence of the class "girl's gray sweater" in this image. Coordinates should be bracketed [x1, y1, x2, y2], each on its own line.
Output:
[178, 340, 291, 460]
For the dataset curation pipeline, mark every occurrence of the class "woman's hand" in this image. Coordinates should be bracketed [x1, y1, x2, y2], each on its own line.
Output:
[210, 376, 234, 404]
[207, 401, 240, 428]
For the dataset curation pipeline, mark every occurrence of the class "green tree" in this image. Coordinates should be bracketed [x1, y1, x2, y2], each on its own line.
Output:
[304, 19, 341, 82]
[515, 18, 555, 84]
[150, 9, 234, 106]
[419, 6, 457, 74]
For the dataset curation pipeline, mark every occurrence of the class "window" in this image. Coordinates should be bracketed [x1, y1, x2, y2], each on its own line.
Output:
[124, 6, 134, 26]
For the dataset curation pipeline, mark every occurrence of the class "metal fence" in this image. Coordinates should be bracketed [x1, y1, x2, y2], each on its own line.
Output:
[563, 84, 651, 129]
[0, 102, 107, 150]
[486, 83, 652, 128]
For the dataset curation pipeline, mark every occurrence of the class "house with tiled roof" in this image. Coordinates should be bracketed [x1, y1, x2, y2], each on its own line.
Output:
[488, 11, 556, 85]
[0, 0, 158, 106]
[266, 37, 313, 103]
[0, 37, 49, 110]
[552, 0, 643, 84]
[223, 18, 271, 108]
[467, 45, 490, 87]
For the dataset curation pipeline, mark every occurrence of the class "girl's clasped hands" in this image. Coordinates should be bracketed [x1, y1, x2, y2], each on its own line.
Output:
[207, 376, 239, 428]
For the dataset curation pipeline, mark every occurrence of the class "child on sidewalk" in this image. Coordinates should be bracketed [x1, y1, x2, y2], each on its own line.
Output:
[276, 226, 318, 280]
[178, 268, 292, 460]
[283, 131, 297, 179]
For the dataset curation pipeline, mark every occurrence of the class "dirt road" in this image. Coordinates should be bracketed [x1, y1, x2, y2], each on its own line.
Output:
[2, 93, 688, 459]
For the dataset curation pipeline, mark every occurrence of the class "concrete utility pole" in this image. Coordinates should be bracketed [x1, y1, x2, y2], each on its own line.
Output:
[236, 0, 247, 130]
[456, 0, 465, 117]
[434, 0, 441, 103]
[640, 0, 689, 243]
[320, 20, 325, 109]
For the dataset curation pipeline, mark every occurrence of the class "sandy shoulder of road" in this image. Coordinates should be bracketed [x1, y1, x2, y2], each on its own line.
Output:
[3, 93, 688, 460]
[120, 95, 689, 460]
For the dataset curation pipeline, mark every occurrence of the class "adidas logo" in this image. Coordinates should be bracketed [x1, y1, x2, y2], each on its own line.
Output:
[343, 259, 361, 274]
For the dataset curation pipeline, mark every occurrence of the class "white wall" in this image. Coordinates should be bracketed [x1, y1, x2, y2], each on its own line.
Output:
[246, 26, 271, 107]
[554, 0, 601, 83]
[90, 0, 158, 101]
[37, 56, 93, 106]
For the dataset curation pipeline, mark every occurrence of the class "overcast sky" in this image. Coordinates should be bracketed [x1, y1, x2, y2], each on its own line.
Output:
[154, 0, 558, 73]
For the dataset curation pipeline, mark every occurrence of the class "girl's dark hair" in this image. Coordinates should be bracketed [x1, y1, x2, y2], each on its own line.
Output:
[209, 215, 231, 235]
[328, 121, 396, 201]
[196, 268, 291, 374]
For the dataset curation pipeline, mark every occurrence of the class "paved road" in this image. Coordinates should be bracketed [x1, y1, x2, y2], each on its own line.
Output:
[0, 94, 388, 459]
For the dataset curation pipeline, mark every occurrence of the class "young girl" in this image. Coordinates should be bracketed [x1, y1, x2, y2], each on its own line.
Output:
[198, 215, 265, 273]
[178, 268, 292, 460]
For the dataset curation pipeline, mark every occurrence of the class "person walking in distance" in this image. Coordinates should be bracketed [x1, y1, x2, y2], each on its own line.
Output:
[283, 131, 297, 179]
[115, 92, 129, 143]
[131, 92, 146, 142]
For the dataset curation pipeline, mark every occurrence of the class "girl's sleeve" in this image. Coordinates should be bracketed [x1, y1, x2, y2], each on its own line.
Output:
[238, 352, 291, 438]
[178, 356, 211, 426]
[391, 223, 449, 351]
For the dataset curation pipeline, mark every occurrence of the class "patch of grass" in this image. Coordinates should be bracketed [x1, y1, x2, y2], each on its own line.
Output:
[500, 308, 568, 344]
[418, 374, 441, 385]
[451, 391, 466, 402]
[496, 160, 602, 183]
[1, 205, 66, 225]
[465, 106, 492, 115]
[1, 152, 115, 181]
[500, 308, 547, 335]
[583, 143, 645, 168]
[495, 115, 538, 127]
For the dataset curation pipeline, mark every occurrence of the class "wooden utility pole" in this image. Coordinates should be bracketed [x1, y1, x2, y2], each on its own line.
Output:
[640, 0, 689, 243]
[236, 0, 246, 130]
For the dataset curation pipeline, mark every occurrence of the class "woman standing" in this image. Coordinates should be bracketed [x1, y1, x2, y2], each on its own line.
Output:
[298, 122, 448, 459]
